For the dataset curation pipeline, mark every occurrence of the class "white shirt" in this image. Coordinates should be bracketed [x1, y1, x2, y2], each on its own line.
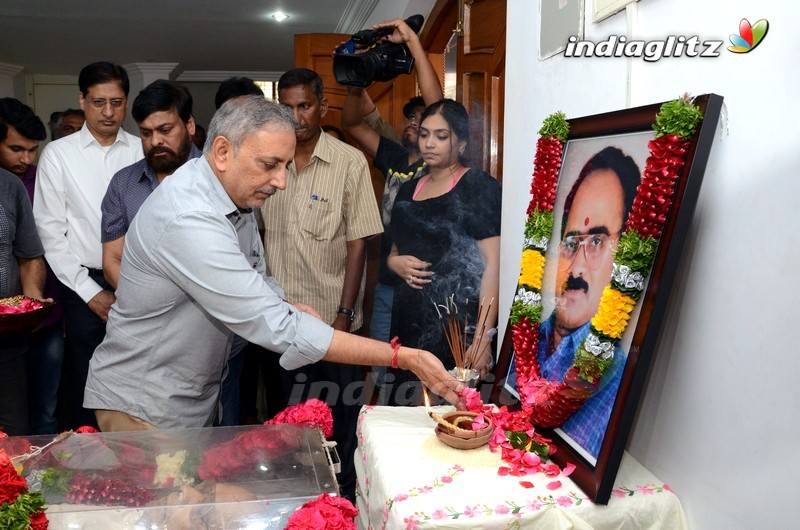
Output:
[33, 123, 143, 302]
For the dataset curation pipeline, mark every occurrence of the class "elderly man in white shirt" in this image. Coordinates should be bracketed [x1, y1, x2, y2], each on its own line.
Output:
[33, 62, 143, 431]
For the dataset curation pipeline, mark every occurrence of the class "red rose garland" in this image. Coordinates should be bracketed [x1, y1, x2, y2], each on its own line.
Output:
[265, 398, 334, 438]
[198, 399, 334, 482]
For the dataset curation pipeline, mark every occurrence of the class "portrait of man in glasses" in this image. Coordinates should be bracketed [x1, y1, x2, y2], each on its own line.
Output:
[543, 145, 642, 458]
[506, 143, 643, 459]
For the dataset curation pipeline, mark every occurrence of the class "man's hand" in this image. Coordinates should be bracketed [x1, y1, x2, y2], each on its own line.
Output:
[88, 289, 116, 322]
[399, 348, 464, 407]
[373, 18, 418, 46]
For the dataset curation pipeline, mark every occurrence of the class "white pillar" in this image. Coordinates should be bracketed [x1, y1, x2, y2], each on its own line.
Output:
[0, 62, 24, 98]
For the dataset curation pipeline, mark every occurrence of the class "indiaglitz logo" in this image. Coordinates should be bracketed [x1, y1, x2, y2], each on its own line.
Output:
[564, 34, 723, 61]
[728, 18, 769, 53]
[564, 18, 769, 61]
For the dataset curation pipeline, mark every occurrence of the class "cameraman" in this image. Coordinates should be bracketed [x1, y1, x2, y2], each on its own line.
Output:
[341, 17, 443, 403]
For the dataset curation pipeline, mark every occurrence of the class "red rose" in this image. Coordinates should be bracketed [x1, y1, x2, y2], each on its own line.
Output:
[0, 449, 28, 504]
[286, 506, 327, 529]
[286, 493, 358, 529]
[29, 510, 49, 530]
[266, 399, 334, 438]
[75, 425, 99, 434]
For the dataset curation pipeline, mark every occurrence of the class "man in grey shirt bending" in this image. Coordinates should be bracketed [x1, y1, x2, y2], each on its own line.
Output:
[84, 95, 462, 431]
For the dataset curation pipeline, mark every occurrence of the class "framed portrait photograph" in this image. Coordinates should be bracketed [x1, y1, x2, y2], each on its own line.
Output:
[492, 94, 724, 504]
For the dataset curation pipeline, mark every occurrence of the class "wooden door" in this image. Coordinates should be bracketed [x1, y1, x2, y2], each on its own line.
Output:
[423, 0, 506, 181]
[459, 0, 506, 181]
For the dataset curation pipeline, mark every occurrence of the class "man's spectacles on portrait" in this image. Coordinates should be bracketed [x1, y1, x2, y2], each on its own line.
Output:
[558, 232, 620, 266]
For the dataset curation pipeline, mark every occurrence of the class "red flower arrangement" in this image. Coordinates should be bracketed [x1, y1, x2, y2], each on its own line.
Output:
[65, 474, 154, 507]
[265, 398, 334, 438]
[286, 492, 358, 530]
[0, 448, 48, 529]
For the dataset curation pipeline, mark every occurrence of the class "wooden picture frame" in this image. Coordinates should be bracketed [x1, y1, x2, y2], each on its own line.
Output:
[491, 94, 724, 504]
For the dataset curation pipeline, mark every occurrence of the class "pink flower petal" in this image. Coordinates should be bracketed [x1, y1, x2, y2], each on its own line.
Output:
[519, 481, 535, 489]
[562, 462, 576, 477]
[546, 480, 562, 490]
[497, 466, 511, 476]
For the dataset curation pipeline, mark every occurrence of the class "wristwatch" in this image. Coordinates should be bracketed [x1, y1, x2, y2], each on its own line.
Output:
[337, 306, 355, 322]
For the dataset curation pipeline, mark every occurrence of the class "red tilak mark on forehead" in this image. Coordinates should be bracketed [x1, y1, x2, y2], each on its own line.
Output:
[584, 217, 590, 227]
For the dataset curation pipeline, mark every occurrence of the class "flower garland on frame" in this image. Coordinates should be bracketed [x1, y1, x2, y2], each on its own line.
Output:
[510, 96, 704, 428]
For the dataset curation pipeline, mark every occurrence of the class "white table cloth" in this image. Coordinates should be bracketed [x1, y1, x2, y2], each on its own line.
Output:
[355, 406, 687, 530]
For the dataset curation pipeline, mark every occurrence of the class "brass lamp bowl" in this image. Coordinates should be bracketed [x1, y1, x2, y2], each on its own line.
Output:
[434, 411, 492, 450]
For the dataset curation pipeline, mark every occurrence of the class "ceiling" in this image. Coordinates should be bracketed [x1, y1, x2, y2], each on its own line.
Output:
[0, 0, 436, 77]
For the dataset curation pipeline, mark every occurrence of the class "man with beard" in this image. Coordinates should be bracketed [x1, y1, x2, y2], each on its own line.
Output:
[514, 146, 641, 458]
[101, 80, 198, 289]
[34, 62, 143, 430]
[341, 17, 442, 403]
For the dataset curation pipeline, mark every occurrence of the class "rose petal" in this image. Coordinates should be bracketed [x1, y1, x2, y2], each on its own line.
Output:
[546, 480, 562, 490]
[519, 481, 534, 489]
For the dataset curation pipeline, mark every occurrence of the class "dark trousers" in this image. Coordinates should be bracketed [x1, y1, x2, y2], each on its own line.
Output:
[240, 343, 288, 423]
[0, 338, 29, 435]
[26, 323, 65, 434]
[57, 270, 109, 431]
[281, 350, 366, 504]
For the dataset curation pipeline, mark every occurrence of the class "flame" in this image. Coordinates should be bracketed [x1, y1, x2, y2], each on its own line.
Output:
[423, 387, 431, 411]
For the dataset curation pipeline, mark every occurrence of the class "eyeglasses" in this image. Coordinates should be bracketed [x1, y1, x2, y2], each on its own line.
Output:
[558, 232, 619, 266]
[89, 98, 126, 109]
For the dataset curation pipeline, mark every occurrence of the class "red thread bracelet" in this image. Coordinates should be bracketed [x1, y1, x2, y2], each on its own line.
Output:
[390, 336, 401, 369]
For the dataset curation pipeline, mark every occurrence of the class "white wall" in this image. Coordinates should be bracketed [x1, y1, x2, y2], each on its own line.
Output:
[502, 1, 800, 528]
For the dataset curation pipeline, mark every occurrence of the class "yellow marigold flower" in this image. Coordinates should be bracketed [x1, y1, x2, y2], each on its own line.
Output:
[518, 249, 545, 289]
[592, 285, 636, 339]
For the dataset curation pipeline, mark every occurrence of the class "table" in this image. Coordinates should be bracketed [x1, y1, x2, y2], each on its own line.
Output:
[354, 406, 687, 529]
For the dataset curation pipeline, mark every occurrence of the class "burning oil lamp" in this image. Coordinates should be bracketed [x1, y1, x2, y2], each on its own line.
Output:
[424, 388, 492, 450]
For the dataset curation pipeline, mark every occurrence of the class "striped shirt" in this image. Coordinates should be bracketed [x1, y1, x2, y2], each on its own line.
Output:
[260, 130, 383, 327]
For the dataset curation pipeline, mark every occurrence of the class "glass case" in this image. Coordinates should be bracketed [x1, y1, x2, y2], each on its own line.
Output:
[1, 424, 338, 529]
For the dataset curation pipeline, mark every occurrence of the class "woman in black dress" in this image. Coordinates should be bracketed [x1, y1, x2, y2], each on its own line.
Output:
[386, 99, 501, 405]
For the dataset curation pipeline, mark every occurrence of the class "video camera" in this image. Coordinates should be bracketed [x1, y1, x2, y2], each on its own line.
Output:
[333, 14, 425, 88]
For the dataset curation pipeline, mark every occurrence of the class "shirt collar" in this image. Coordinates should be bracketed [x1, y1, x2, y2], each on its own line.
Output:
[309, 127, 335, 164]
[77, 122, 133, 148]
[195, 156, 242, 218]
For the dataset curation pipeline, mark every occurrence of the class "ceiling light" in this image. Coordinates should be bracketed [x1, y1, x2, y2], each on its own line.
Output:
[271, 11, 289, 22]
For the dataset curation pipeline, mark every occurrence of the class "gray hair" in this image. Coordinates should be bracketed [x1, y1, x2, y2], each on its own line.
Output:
[204, 95, 296, 156]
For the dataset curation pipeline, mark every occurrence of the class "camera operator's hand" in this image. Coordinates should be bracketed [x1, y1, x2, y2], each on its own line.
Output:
[373, 18, 420, 46]
[372, 18, 443, 106]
